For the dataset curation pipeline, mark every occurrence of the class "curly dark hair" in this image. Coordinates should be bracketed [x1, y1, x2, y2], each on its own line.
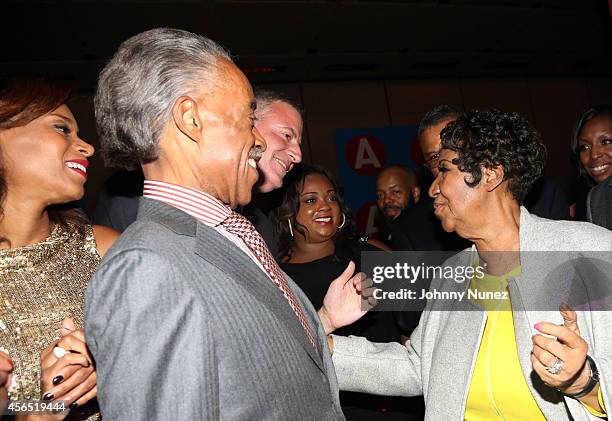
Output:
[440, 109, 547, 203]
[274, 164, 355, 261]
[571, 105, 612, 185]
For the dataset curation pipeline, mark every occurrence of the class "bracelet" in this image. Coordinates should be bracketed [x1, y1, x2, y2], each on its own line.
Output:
[563, 355, 600, 399]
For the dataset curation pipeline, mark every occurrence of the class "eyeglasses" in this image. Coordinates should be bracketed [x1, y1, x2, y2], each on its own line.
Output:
[423, 152, 440, 170]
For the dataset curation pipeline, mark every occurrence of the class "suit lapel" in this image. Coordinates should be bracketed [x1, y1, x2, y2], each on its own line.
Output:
[193, 222, 324, 370]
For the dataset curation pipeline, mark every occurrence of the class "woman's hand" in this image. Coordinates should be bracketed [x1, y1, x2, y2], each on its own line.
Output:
[531, 304, 601, 411]
[0, 350, 13, 415]
[38, 318, 97, 417]
[318, 261, 376, 334]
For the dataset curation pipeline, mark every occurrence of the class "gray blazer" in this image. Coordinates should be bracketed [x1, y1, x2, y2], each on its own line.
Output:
[587, 175, 612, 230]
[332, 207, 612, 420]
[85, 198, 345, 420]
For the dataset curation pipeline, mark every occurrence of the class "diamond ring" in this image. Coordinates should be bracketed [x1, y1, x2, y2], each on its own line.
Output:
[546, 358, 564, 375]
[53, 346, 68, 359]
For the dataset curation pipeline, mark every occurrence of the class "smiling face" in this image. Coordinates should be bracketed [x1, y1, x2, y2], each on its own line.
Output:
[0, 104, 94, 206]
[294, 173, 342, 244]
[428, 149, 485, 237]
[254, 101, 303, 193]
[194, 59, 266, 207]
[577, 114, 612, 184]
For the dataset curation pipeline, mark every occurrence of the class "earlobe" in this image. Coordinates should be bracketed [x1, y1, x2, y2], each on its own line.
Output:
[484, 165, 505, 191]
[172, 96, 201, 142]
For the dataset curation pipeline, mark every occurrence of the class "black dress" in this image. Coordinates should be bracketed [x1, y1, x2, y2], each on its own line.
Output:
[280, 241, 425, 421]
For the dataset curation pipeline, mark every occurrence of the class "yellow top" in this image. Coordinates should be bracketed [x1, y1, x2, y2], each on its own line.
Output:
[465, 267, 546, 420]
[464, 267, 607, 419]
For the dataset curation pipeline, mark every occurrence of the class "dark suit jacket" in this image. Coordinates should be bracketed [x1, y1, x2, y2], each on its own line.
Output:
[587, 175, 612, 230]
[523, 177, 570, 221]
[389, 195, 470, 252]
[85, 198, 344, 420]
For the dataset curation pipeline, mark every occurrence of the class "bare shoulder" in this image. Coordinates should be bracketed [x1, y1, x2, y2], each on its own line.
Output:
[92, 225, 121, 257]
[366, 238, 392, 251]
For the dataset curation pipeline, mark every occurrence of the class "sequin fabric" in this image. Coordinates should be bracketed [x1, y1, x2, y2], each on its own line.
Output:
[0, 220, 100, 412]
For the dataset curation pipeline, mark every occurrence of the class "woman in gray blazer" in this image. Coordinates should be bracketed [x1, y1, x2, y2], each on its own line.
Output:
[329, 109, 612, 420]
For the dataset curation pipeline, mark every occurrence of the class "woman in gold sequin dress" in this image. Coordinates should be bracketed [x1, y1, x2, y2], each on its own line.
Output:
[0, 78, 119, 420]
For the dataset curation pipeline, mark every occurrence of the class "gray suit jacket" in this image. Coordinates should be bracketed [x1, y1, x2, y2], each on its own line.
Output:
[587, 175, 612, 230]
[85, 198, 344, 420]
[332, 207, 612, 420]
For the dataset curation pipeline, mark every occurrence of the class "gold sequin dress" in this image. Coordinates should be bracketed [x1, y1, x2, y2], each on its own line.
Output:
[0, 220, 100, 418]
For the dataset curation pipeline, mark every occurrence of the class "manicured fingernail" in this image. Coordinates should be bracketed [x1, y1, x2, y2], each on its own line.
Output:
[70, 402, 78, 409]
[52, 375, 64, 385]
[42, 392, 54, 400]
[534, 323, 541, 330]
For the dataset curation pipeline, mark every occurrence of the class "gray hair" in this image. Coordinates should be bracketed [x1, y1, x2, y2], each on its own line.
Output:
[95, 27, 231, 169]
[253, 88, 303, 122]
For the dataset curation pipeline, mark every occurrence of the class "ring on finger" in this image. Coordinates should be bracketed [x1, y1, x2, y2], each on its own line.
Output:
[546, 358, 564, 375]
[53, 346, 68, 359]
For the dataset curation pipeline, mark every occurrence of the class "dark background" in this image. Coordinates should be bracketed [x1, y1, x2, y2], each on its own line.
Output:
[2, 0, 611, 213]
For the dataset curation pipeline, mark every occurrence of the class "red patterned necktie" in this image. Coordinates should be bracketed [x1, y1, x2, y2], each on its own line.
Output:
[221, 212, 318, 351]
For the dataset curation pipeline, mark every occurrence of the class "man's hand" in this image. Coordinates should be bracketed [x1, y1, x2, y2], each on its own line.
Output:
[318, 261, 376, 335]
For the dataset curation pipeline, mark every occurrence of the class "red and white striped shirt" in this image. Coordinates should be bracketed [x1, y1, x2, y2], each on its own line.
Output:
[143, 180, 267, 274]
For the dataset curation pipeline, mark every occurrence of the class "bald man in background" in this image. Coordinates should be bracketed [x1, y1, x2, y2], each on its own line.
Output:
[376, 166, 421, 222]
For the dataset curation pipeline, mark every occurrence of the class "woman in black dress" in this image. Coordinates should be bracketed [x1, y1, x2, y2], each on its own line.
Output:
[274, 164, 424, 420]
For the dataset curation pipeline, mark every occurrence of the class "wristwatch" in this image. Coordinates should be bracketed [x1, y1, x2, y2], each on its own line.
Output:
[563, 355, 600, 399]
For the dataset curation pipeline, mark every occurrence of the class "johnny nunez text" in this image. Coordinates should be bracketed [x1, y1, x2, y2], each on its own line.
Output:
[374, 288, 509, 301]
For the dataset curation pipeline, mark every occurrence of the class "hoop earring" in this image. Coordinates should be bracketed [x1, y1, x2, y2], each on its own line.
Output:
[288, 219, 294, 237]
[337, 213, 346, 229]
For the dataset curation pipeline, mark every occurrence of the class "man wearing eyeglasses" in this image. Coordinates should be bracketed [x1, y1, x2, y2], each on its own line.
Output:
[418, 105, 461, 178]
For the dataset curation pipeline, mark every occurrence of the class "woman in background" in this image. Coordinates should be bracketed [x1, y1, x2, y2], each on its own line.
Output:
[275, 164, 423, 421]
[0, 78, 118, 420]
[571, 106, 611, 227]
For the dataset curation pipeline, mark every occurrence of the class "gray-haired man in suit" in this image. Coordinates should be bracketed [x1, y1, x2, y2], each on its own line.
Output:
[85, 28, 370, 420]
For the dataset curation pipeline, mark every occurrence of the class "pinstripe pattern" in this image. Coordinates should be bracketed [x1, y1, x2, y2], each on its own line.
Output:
[85, 198, 345, 420]
[143, 180, 318, 350]
[221, 212, 318, 351]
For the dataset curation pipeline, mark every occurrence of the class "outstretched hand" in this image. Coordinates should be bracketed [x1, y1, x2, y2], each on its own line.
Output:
[318, 261, 376, 335]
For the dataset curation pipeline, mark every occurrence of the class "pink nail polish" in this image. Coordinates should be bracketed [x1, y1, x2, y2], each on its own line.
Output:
[534, 323, 541, 330]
